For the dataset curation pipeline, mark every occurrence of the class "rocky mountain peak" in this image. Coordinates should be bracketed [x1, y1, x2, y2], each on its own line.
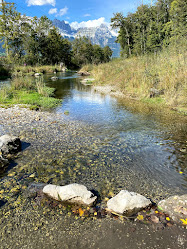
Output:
[52, 19, 120, 57]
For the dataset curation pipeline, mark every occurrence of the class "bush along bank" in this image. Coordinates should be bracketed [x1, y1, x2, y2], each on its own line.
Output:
[82, 47, 187, 115]
[11, 64, 68, 77]
[0, 76, 62, 110]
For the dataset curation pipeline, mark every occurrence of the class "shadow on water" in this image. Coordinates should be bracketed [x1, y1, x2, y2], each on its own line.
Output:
[21, 142, 31, 151]
[2, 161, 17, 175]
[0, 199, 7, 208]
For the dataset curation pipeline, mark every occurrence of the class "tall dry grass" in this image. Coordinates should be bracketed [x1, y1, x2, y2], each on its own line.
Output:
[84, 45, 187, 109]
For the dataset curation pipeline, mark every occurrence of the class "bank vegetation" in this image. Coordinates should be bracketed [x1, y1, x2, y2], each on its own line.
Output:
[82, 0, 187, 113]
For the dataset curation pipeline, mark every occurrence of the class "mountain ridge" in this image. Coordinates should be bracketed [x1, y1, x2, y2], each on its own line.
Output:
[52, 19, 120, 57]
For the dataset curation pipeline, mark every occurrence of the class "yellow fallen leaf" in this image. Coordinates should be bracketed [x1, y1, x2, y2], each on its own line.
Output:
[180, 218, 187, 225]
[155, 211, 158, 214]
[137, 215, 144, 220]
[179, 171, 183, 174]
[78, 208, 84, 217]
[166, 217, 170, 221]
[8, 172, 15, 177]
[29, 173, 35, 178]
[108, 191, 114, 197]
[10, 187, 19, 192]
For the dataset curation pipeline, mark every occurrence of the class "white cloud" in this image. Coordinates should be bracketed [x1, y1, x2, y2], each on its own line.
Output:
[57, 7, 68, 16]
[26, 0, 56, 6]
[84, 14, 91, 17]
[71, 17, 106, 29]
[48, 8, 57, 14]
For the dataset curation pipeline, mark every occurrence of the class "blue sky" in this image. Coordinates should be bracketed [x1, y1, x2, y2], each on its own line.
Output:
[4, 0, 152, 28]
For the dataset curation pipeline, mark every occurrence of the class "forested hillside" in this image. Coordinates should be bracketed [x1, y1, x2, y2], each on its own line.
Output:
[111, 0, 186, 57]
[0, 3, 112, 68]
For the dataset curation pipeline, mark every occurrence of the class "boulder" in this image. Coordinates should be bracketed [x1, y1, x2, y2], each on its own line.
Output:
[0, 155, 9, 170]
[78, 71, 90, 76]
[43, 183, 97, 206]
[158, 195, 187, 223]
[107, 190, 151, 215]
[0, 135, 21, 155]
[34, 73, 42, 77]
[51, 76, 59, 81]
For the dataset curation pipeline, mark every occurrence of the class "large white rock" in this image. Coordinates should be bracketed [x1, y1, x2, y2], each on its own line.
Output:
[43, 183, 97, 206]
[0, 135, 21, 155]
[107, 190, 151, 214]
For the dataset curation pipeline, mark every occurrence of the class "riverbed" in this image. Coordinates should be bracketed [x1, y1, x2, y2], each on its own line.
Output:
[0, 72, 186, 248]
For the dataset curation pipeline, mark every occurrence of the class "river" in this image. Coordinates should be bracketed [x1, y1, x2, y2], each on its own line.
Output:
[44, 71, 187, 197]
[0, 71, 186, 249]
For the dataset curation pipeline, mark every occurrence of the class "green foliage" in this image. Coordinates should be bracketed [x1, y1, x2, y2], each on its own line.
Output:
[111, 0, 187, 57]
[0, 4, 72, 66]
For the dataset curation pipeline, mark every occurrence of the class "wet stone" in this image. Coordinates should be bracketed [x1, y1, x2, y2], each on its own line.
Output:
[0, 135, 21, 156]
[158, 195, 187, 223]
[43, 183, 97, 206]
[107, 190, 151, 215]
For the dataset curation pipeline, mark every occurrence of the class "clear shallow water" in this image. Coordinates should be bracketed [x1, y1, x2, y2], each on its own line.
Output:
[0, 71, 187, 249]
[44, 72, 187, 193]
[1, 72, 187, 198]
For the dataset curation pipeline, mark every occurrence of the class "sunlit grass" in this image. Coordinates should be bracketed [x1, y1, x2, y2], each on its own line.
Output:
[0, 76, 61, 109]
[83, 45, 187, 110]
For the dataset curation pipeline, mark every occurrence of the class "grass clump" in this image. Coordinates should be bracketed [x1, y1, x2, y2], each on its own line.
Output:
[0, 76, 61, 109]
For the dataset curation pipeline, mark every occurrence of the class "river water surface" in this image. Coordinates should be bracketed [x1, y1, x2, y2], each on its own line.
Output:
[44, 71, 187, 197]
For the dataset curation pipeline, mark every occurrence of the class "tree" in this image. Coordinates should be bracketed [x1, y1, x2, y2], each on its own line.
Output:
[0, 1, 22, 58]
[111, 12, 134, 57]
[41, 27, 72, 65]
[103, 46, 113, 62]
[72, 37, 94, 66]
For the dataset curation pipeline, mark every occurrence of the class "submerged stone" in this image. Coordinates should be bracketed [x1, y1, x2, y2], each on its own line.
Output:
[51, 76, 59, 81]
[0, 155, 9, 170]
[107, 190, 151, 215]
[43, 183, 97, 206]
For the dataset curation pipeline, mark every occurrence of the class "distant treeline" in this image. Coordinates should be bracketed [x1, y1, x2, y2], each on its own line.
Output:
[111, 0, 186, 57]
[0, 3, 112, 68]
